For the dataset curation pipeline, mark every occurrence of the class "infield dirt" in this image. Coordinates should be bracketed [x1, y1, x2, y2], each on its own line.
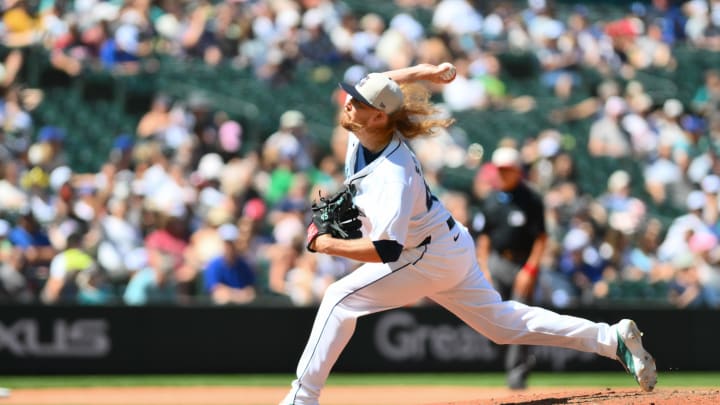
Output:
[1, 386, 719, 405]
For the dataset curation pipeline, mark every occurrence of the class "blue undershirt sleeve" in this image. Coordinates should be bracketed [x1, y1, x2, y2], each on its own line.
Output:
[372, 240, 404, 263]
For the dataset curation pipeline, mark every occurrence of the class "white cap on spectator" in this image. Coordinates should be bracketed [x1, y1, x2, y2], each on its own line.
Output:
[563, 228, 590, 252]
[0, 219, 9, 237]
[608, 170, 630, 192]
[663, 98, 683, 118]
[280, 110, 305, 129]
[217, 223, 239, 242]
[302, 8, 324, 29]
[491, 147, 522, 168]
[686, 190, 706, 211]
[115, 24, 139, 54]
[197, 153, 224, 181]
[49, 166, 72, 191]
[538, 136, 560, 158]
[701, 174, 720, 194]
[155, 13, 180, 38]
[277, 8, 301, 31]
[483, 13, 504, 38]
[339, 73, 404, 114]
[28, 143, 52, 166]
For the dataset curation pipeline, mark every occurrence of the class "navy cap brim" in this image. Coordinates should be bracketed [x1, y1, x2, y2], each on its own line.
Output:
[339, 82, 376, 109]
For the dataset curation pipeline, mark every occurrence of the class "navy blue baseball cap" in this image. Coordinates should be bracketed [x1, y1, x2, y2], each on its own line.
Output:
[38, 126, 66, 142]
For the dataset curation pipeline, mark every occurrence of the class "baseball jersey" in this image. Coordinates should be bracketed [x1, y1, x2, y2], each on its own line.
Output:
[343, 132, 451, 249]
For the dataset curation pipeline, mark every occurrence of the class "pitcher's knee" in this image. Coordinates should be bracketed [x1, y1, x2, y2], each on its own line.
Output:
[323, 281, 351, 302]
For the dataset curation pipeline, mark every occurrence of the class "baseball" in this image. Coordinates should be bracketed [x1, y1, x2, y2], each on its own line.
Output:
[439, 62, 456, 81]
[0, 388, 11, 398]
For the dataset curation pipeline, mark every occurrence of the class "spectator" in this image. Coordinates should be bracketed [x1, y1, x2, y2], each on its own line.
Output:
[137, 94, 173, 139]
[534, 23, 581, 100]
[654, 98, 686, 149]
[123, 247, 176, 305]
[588, 96, 632, 157]
[298, 8, 341, 65]
[668, 252, 704, 308]
[203, 223, 256, 305]
[41, 232, 105, 304]
[0, 85, 33, 156]
[8, 210, 56, 290]
[644, 140, 685, 207]
[624, 218, 673, 283]
[264, 109, 315, 172]
[441, 57, 487, 111]
[0, 218, 31, 302]
[144, 203, 193, 300]
[0, 161, 28, 211]
[97, 197, 142, 282]
[558, 226, 611, 303]
[700, 174, 720, 231]
[689, 231, 720, 307]
[597, 170, 647, 236]
[691, 69, 720, 127]
[657, 190, 713, 262]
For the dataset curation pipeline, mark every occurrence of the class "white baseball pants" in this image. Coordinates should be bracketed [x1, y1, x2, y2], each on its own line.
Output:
[280, 225, 619, 405]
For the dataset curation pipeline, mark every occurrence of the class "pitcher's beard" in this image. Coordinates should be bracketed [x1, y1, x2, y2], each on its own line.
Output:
[340, 115, 363, 132]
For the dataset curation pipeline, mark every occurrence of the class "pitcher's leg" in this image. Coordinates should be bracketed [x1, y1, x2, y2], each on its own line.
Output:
[282, 256, 443, 405]
[431, 266, 618, 360]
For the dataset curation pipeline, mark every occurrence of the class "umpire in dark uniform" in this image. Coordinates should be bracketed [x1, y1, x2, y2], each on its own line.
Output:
[476, 146, 548, 389]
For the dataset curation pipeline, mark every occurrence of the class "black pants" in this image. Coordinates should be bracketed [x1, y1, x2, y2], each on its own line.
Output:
[487, 252, 533, 386]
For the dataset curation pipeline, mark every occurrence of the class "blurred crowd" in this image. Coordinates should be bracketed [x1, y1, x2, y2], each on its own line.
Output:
[1, 0, 720, 308]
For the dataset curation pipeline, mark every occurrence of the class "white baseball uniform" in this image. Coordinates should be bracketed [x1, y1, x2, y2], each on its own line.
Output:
[281, 132, 621, 405]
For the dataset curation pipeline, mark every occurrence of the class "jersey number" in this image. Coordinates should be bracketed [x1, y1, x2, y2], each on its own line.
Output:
[411, 151, 437, 211]
[424, 180, 437, 211]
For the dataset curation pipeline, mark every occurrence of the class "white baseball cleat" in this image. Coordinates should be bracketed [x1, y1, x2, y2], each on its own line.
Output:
[615, 319, 657, 392]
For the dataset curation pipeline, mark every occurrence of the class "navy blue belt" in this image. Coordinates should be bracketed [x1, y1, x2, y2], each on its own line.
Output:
[417, 217, 456, 247]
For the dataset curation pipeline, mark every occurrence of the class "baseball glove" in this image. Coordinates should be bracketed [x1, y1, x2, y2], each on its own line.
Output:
[306, 187, 362, 252]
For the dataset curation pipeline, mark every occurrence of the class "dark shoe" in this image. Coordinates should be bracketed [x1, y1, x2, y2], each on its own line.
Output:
[506, 355, 535, 390]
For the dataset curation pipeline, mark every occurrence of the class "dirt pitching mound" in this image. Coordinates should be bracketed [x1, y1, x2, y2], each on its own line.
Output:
[432, 387, 720, 405]
[1, 386, 718, 405]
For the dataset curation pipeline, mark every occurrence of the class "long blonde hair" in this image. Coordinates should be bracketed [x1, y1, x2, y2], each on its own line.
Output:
[388, 82, 455, 140]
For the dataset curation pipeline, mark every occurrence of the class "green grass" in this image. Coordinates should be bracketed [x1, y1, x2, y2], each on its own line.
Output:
[1, 372, 718, 389]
